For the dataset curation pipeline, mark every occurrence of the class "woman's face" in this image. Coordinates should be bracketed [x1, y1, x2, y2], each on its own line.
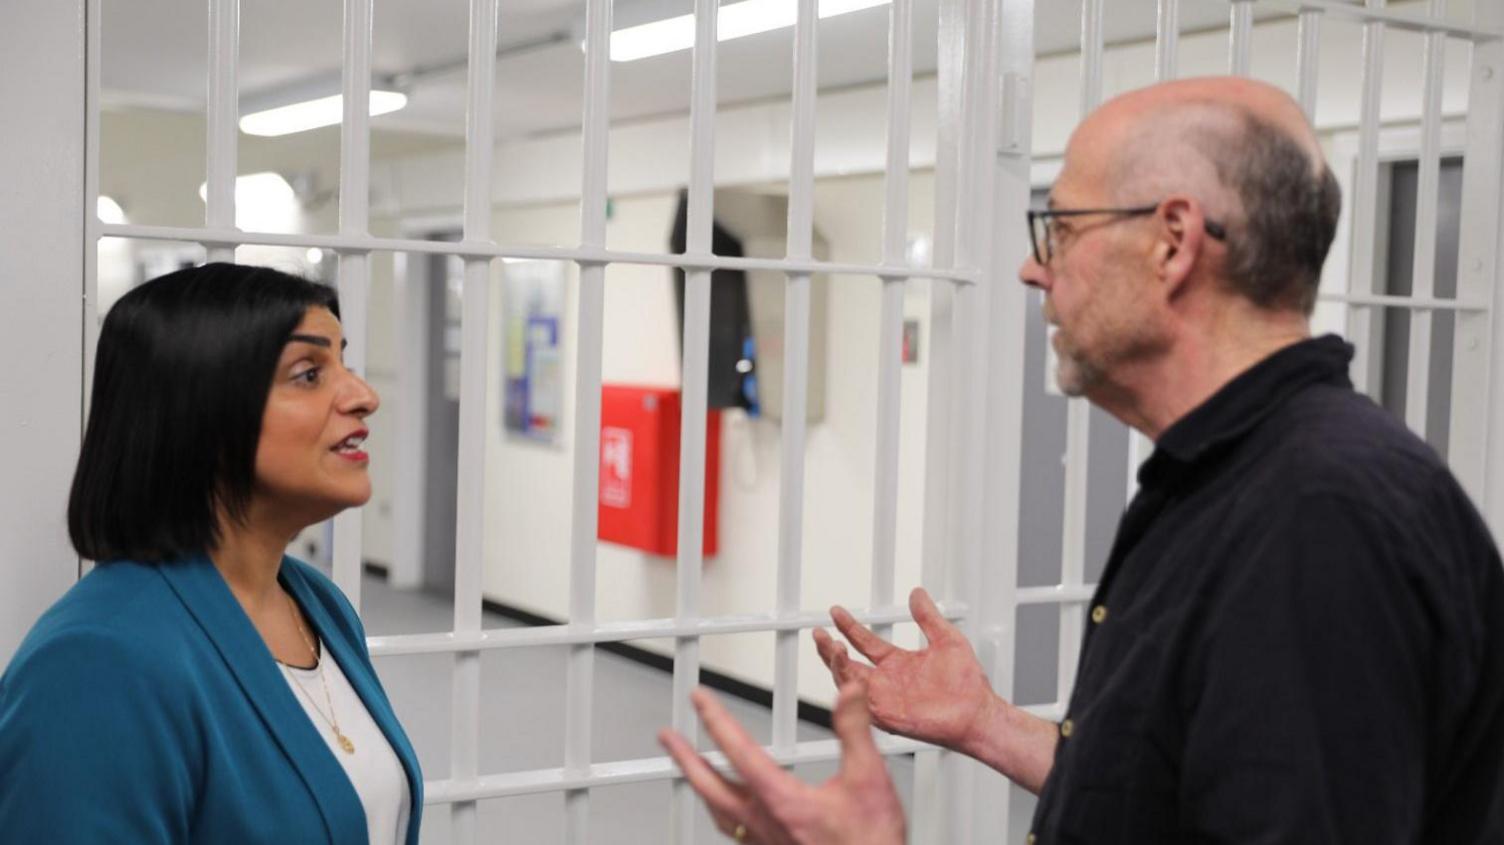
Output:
[253, 307, 379, 526]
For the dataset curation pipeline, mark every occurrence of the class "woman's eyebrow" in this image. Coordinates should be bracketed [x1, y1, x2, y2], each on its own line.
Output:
[286, 333, 349, 351]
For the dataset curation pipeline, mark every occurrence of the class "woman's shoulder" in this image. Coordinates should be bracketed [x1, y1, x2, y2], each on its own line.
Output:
[6, 560, 190, 685]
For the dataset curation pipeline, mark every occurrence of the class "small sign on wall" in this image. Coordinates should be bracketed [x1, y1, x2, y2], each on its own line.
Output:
[503, 260, 566, 444]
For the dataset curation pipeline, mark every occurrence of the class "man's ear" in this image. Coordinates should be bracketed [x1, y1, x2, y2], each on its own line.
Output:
[1156, 195, 1206, 299]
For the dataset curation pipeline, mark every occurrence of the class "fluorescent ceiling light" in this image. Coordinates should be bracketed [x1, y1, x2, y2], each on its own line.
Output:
[239, 90, 408, 137]
[608, 0, 890, 62]
[198, 171, 296, 205]
[96, 195, 127, 225]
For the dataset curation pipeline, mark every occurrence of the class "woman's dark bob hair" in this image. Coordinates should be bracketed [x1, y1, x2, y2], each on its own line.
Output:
[68, 263, 340, 563]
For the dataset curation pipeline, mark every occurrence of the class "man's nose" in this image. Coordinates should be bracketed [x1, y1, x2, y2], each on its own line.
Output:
[1018, 254, 1050, 292]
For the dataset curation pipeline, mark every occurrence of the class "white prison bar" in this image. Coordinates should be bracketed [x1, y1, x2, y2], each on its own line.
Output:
[1346, 1, 1387, 396]
[1448, 0, 1504, 515]
[1156, 0, 1180, 81]
[1137, 0, 1180, 497]
[1056, 0, 1105, 725]
[366, 602, 970, 657]
[1016, 584, 1097, 605]
[772, 0, 819, 760]
[1319, 291, 1487, 311]
[1229, 0, 1255, 77]
[670, 0, 720, 839]
[332, 0, 375, 610]
[204, 0, 238, 265]
[1404, 0, 1450, 440]
[424, 736, 938, 804]
[1080, 0, 1103, 118]
[95, 223, 979, 284]
[564, 0, 614, 838]
[83, 0, 103, 396]
[869, 0, 914, 658]
[1296, 9, 1323, 120]
[450, 0, 499, 840]
[912, 0, 965, 830]
[1261, 0, 1503, 40]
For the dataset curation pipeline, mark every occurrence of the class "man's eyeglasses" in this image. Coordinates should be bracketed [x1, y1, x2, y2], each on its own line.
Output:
[1026, 204, 1227, 265]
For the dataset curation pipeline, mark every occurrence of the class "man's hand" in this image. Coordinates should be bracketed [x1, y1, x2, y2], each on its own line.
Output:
[813, 587, 999, 756]
[658, 683, 906, 845]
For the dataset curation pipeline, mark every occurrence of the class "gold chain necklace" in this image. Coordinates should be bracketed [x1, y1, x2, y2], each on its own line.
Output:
[281, 590, 356, 754]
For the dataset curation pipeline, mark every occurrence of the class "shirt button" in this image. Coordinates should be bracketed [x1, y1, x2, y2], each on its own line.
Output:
[1060, 719, 1074, 738]
[1091, 605, 1108, 624]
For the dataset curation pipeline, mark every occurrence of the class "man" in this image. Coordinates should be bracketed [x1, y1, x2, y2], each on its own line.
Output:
[660, 76, 1504, 843]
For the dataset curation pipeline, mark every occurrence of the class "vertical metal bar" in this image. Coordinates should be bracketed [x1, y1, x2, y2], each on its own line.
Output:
[1347, 1, 1388, 396]
[914, 0, 965, 835]
[1449, 3, 1504, 526]
[954, 0, 1007, 837]
[391, 255, 427, 590]
[1079, 0, 1103, 119]
[771, 0, 818, 759]
[670, 0, 718, 840]
[1295, 10, 1324, 120]
[564, 0, 613, 838]
[869, 0, 913, 651]
[83, 0, 102, 402]
[970, 2, 1034, 839]
[1404, 2, 1448, 439]
[450, 0, 498, 841]
[920, 0, 966, 601]
[332, 0, 374, 609]
[204, 0, 238, 263]
[1155, 0, 1180, 81]
[1056, 0, 1104, 717]
[1229, 0, 1254, 77]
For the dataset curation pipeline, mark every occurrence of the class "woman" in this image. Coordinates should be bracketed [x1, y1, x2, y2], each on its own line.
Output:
[0, 263, 422, 844]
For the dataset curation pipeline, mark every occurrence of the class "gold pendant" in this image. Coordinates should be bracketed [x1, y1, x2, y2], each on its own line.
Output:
[337, 733, 355, 754]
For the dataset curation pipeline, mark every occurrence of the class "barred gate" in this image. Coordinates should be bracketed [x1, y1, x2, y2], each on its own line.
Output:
[48, 0, 1504, 843]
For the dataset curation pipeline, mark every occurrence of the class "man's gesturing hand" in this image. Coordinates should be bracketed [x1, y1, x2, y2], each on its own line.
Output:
[813, 587, 1000, 756]
[658, 683, 905, 845]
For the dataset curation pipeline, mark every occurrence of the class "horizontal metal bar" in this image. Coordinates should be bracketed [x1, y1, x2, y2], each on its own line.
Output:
[367, 602, 970, 657]
[422, 735, 935, 804]
[1319, 291, 1488, 311]
[1020, 702, 1065, 722]
[96, 223, 980, 284]
[1015, 584, 1097, 605]
[1262, 0, 1503, 40]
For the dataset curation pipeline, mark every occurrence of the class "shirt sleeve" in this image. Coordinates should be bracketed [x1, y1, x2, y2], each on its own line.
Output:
[0, 627, 197, 842]
[1178, 489, 1436, 843]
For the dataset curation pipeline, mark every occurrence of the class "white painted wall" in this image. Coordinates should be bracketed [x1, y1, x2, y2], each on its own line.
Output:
[474, 181, 937, 704]
[0, 0, 87, 667]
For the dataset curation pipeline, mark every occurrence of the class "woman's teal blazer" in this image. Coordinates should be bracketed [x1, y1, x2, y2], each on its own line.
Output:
[0, 554, 423, 844]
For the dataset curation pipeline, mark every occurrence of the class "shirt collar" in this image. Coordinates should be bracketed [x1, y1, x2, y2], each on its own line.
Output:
[1138, 334, 1354, 487]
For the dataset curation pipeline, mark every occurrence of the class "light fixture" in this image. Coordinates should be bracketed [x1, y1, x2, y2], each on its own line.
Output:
[96, 195, 127, 225]
[239, 90, 407, 137]
[238, 73, 408, 137]
[606, 0, 890, 62]
[198, 172, 302, 232]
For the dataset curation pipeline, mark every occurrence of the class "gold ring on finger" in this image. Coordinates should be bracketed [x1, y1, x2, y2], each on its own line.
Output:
[732, 822, 748, 841]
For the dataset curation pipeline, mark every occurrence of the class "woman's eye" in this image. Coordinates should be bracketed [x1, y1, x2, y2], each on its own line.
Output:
[292, 367, 322, 386]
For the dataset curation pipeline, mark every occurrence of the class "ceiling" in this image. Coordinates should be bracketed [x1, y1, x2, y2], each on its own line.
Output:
[102, 0, 1315, 140]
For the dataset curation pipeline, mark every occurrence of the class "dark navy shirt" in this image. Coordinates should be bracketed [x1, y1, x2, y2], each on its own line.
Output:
[1029, 335, 1504, 844]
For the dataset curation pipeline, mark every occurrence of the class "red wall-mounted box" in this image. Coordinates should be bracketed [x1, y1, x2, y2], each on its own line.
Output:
[598, 385, 721, 558]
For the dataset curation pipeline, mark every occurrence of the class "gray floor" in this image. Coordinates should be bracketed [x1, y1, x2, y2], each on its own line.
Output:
[355, 571, 917, 844]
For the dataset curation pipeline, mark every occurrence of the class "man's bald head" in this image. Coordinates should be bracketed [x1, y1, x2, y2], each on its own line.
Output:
[1065, 77, 1341, 313]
